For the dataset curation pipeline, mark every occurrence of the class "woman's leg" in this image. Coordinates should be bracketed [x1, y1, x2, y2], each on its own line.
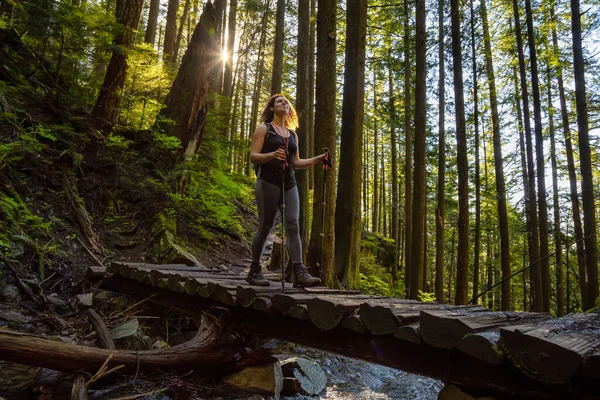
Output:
[251, 179, 281, 265]
[283, 186, 302, 264]
[284, 186, 321, 287]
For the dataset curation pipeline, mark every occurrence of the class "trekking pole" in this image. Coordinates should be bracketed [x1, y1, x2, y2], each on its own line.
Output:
[319, 148, 333, 270]
[280, 146, 288, 293]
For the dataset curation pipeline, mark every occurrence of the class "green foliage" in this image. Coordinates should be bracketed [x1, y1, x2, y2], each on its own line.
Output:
[418, 290, 436, 302]
[358, 249, 403, 297]
[106, 134, 136, 158]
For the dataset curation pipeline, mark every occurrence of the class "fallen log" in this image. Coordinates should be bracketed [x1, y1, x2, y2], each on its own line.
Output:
[0, 315, 238, 374]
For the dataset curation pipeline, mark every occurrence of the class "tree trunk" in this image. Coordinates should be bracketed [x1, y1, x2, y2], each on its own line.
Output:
[471, 0, 481, 305]
[547, 69, 564, 316]
[144, 0, 160, 45]
[435, 0, 445, 304]
[551, 3, 586, 309]
[408, 0, 426, 300]
[296, 0, 310, 253]
[389, 59, 398, 286]
[171, 0, 191, 64]
[306, 0, 338, 288]
[157, 2, 218, 155]
[403, 3, 413, 296]
[222, 0, 238, 98]
[335, 0, 367, 288]
[524, 0, 551, 312]
[163, 0, 179, 61]
[92, 0, 144, 128]
[308, 0, 316, 190]
[571, 0, 599, 310]
[0, 318, 237, 373]
[211, 0, 226, 94]
[372, 76, 379, 234]
[271, 0, 286, 95]
[450, 0, 469, 305]
[481, 0, 510, 310]
[512, 1, 542, 312]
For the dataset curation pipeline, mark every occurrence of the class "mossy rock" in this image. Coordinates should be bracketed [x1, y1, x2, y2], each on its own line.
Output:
[149, 215, 204, 267]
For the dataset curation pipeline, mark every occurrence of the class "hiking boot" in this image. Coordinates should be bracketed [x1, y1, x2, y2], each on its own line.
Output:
[293, 263, 321, 288]
[246, 264, 270, 286]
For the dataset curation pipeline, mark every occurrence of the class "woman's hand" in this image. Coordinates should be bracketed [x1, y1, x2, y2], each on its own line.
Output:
[271, 148, 288, 161]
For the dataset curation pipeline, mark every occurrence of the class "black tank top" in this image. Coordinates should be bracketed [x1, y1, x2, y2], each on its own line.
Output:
[254, 123, 297, 190]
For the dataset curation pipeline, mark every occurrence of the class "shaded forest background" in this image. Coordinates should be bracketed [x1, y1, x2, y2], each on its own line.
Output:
[0, 0, 599, 317]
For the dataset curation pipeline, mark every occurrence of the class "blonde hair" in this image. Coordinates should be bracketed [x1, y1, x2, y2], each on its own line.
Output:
[260, 94, 299, 130]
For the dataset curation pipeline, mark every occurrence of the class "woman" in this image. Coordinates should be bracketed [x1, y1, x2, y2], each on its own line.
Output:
[247, 94, 328, 287]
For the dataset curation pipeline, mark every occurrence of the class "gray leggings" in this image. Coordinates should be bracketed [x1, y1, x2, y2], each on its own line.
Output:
[251, 179, 302, 266]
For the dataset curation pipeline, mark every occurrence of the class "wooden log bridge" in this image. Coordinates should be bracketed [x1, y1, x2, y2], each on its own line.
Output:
[88, 263, 600, 398]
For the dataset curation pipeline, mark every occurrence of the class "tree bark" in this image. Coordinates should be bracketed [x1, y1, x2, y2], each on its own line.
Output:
[335, 0, 367, 288]
[512, 1, 542, 312]
[403, 3, 413, 296]
[571, 0, 599, 310]
[306, 0, 337, 288]
[435, 0, 445, 303]
[524, 0, 551, 312]
[389, 58, 398, 286]
[308, 0, 316, 190]
[0, 317, 237, 373]
[144, 0, 160, 45]
[171, 0, 191, 64]
[163, 0, 179, 61]
[372, 76, 379, 234]
[157, 2, 218, 155]
[296, 0, 310, 253]
[547, 69, 564, 316]
[271, 0, 286, 95]
[450, 0, 469, 305]
[92, 0, 144, 128]
[481, 0, 510, 310]
[222, 0, 238, 98]
[550, 2, 586, 309]
[471, 0, 481, 305]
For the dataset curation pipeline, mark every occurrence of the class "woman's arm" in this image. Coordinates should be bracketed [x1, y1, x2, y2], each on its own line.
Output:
[250, 124, 287, 164]
[293, 132, 327, 169]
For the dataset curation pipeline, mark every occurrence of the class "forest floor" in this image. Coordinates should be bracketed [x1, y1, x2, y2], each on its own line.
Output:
[0, 27, 440, 399]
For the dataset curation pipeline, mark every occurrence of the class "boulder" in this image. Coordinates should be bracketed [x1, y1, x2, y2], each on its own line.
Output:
[149, 214, 204, 267]
[280, 356, 326, 396]
[223, 361, 283, 397]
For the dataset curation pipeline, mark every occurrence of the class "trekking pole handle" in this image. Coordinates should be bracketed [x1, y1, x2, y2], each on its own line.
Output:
[322, 148, 333, 169]
[279, 146, 288, 168]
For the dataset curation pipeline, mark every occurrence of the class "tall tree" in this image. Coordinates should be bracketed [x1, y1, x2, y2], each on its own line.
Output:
[547, 68, 564, 316]
[435, 0, 445, 303]
[296, 0, 310, 251]
[308, 0, 316, 189]
[450, 0, 469, 305]
[92, 0, 144, 127]
[144, 0, 160, 45]
[307, 0, 338, 287]
[512, 0, 542, 311]
[481, 0, 511, 310]
[157, 2, 218, 155]
[389, 57, 399, 285]
[524, 0, 551, 312]
[571, 0, 599, 310]
[403, 2, 413, 295]
[550, 0, 587, 307]
[271, 0, 285, 95]
[335, 0, 367, 288]
[222, 0, 238, 98]
[409, 0, 426, 300]
[163, 0, 179, 60]
[471, 0, 481, 304]
[171, 0, 191, 64]
[372, 74, 379, 233]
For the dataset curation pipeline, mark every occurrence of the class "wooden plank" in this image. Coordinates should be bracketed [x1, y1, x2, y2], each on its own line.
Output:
[86, 266, 106, 280]
[288, 304, 309, 320]
[457, 332, 503, 366]
[253, 298, 272, 312]
[148, 269, 242, 285]
[109, 261, 209, 272]
[500, 312, 600, 384]
[395, 323, 421, 344]
[420, 309, 546, 349]
[341, 315, 368, 334]
[236, 286, 363, 308]
[207, 281, 237, 306]
[271, 293, 380, 316]
[306, 297, 357, 331]
[359, 302, 473, 335]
